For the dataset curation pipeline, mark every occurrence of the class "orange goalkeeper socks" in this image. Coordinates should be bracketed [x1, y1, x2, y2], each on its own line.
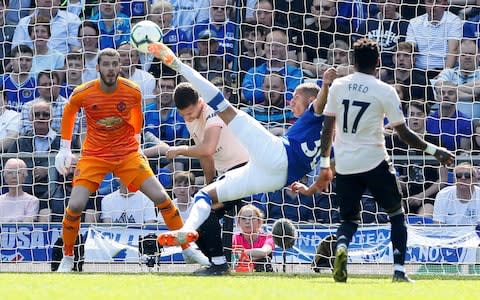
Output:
[157, 198, 184, 231]
[62, 207, 81, 256]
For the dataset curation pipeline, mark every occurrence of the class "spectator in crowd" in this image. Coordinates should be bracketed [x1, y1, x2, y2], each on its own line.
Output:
[193, 0, 236, 61]
[6, 99, 63, 220]
[65, 0, 85, 17]
[381, 42, 433, 103]
[158, 171, 196, 223]
[193, 30, 230, 81]
[244, 73, 295, 136]
[470, 119, 480, 154]
[4, 0, 32, 26]
[337, 0, 378, 33]
[433, 162, 480, 225]
[406, 0, 462, 74]
[59, 52, 85, 99]
[239, 22, 267, 85]
[0, 45, 37, 111]
[327, 40, 351, 67]
[118, 42, 156, 106]
[0, 158, 39, 222]
[426, 81, 473, 152]
[148, 0, 190, 55]
[146, 0, 191, 77]
[355, 0, 408, 69]
[242, 30, 303, 104]
[101, 182, 157, 224]
[0, 87, 20, 152]
[244, 0, 310, 31]
[20, 71, 80, 145]
[78, 21, 100, 82]
[385, 101, 447, 216]
[431, 39, 480, 103]
[28, 15, 65, 76]
[176, 48, 195, 84]
[248, 0, 274, 29]
[299, 0, 350, 78]
[89, 0, 131, 49]
[232, 204, 274, 272]
[211, 75, 233, 102]
[0, 0, 15, 75]
[463, 0, 480, 48]
[144, 76, 189, 146]
[12, 0, 81, 54]
[168, 0, 210, 39]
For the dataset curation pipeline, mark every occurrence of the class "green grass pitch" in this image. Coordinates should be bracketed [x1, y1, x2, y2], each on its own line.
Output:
[1, 273, 480, 300]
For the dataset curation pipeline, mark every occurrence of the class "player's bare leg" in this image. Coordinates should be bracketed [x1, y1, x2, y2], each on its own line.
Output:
[58, 185, 91, 272]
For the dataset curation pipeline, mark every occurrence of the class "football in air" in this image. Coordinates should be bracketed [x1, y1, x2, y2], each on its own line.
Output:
[130, 20, 163, 53]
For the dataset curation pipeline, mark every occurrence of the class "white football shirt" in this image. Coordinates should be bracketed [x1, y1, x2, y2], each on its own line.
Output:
[101, 190, 156, 224]
[433, 186, 480, 225]
[186, 104, 249, 173]
[324, 72, 405, 174]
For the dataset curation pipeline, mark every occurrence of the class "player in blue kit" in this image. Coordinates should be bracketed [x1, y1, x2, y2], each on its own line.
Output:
[147, 42, 335, 250]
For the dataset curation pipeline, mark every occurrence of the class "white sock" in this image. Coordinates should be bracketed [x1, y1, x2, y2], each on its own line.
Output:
[178, 62, 229, 112]
[394, 264, 405, 273]
[183, 198, 211, 230]
[211, 256, 227, 265]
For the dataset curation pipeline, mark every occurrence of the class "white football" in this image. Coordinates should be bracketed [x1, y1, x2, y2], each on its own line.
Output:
[130, 20, 163, 53]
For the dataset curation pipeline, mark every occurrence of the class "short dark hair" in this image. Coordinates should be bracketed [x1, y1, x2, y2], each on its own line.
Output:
[78, 20, 99, 37]
[28, 15, 51, 38]
[10, 45, 33, 58]
[353, 38, 379, 73]
[408, 100, 430, 116]
[174, 82, 199, 110]
[174, 171, 195, 186]
[37, 70, 61, 84]
[65, 51, 84, 65]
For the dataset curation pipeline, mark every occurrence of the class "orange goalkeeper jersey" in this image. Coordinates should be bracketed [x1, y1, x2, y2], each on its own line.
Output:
[61, 77, 143, 160]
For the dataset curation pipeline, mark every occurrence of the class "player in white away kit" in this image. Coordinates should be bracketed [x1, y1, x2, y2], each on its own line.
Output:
[297, 38, 454, 283]
[165, 83, 250, 275]
[147, 42, 334, 259]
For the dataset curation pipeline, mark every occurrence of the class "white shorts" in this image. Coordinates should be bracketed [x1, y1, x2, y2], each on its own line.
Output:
[215, 111, 288, 202]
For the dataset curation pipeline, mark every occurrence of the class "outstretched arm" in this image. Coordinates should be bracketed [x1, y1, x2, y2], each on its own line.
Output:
[313, 68, 337, 115]
[166, 126, 222, 159]
[394, 123, 455, 165]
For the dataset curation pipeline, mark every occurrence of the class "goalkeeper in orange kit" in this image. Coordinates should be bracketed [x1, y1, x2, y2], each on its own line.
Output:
[55, 48, 209, 272]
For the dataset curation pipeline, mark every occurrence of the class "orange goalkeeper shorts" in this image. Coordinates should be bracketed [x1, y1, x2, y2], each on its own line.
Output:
[73, 151, 154, 193]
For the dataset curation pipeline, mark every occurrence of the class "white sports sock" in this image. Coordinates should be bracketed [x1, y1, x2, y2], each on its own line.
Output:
[183, 198, 211, 230]
[211, 256, 227, 265]
[178, 63, 229, 112]
[394, 264, 405, 273]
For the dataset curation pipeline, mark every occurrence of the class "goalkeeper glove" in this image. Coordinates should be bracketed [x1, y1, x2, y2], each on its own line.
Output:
[55, 139, 73, 175]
